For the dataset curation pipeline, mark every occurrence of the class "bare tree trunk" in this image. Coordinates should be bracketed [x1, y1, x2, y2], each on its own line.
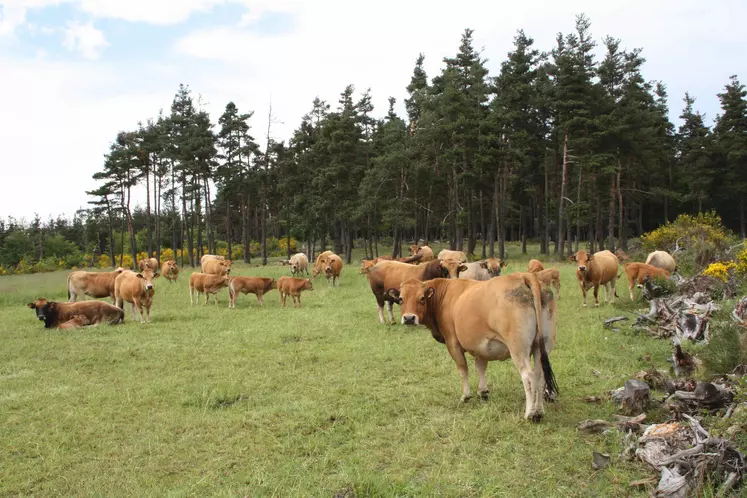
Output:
[145, 160, 153, 257]
[521, 205, 527, 254]
[181, 175, 193, 267]
[154, 162, 161, 264]
[124, 179, 137, 270]
[488, 175, 497, 257]
[557, 130, 569, 256]
[227, 201, 233, 261]
[741, 199, 746, 239]
[480, 190, 486, 258]
[575, 163, 582, 252]
[608, 173, 615, 252]
[617, 169, 625, 251]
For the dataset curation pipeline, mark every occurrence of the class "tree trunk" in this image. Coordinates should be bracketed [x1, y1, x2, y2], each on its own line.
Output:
[203, 177, 214, 255]
[171, 161, 178, 263]
[242, 194, 250, 263]
[488, 175, 497, 257]
[124, 183, 137, 271]
[557, 130, 569, 256]
[480, 190, 486, 258]
[154, 162, 161, 264]
[195, 179, 203, 261]
[617, 169, 625, 251]
[106, 196, 116, 268]
[741, 199, 746, 239]
[596, 206, 604, 251]
[608, 173, 615, 252]
[181, 175, 193, 267]
[521, 205, 527, 254]
[227, 201, 233, 261]
[145, 160, 153, 257]
[575, 163, 582, 253]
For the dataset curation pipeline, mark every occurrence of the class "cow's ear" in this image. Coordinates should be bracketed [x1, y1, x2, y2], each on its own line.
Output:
[386, 288, 401, 301]
[47, 302, 56, 309]
[569, 254, 576, 261]
[588, 254, 595, 261]
[479, 261, 488, 269]
[137, 273, 145, 279]
[153, 273, 160, 279]
[459, 264, 468, 273]
[27, 302, 35, 309]
[424, 287, 435, 299]
[500, 260, 507, 268]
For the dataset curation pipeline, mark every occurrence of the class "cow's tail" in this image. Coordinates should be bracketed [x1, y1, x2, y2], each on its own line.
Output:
[523, 273, 558, 398]
[67, 273, 72, 301]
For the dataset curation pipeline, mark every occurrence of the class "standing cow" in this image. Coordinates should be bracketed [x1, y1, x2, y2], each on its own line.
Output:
[624, 262, 671, 300]
[407, 245, 435, 264]
[189, 273, 231, 305]
[277, 276, 313, 308]
[437, 249, 467, 263]
[202, 259, 231, 276]
[161, 260, 179, 283]
[312, 251, 335, 277]
[323, 254, 343, 286]
[458, 259, 506, 280]
[570, 250, 619, 307]
[646, 251, 677, 273]
[115, 268, 159, 324]
[138, 258, 159, 272]
[228, 277, 277, 308]
[289, 253, 309, 276]
[67, 268, 125, 303]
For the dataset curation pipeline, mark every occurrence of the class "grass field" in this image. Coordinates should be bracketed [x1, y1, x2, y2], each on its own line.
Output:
[0, 244, 675, 497]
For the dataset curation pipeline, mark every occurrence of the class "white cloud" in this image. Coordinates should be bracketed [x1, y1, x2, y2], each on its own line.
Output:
[0, 3, 28, 36]
[62, 20, 108, 59]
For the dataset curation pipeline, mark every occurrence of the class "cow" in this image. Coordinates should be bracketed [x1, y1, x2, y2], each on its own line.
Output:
[289, 253, 309, 276]
[359, 257, 392, 274]
[458, 258, 506, 281]
[228, 277, 277, 308]
[114, 268, 159, 324]
[161, 260, 179, 283]
[437, 249, 468, 263]
[67, 268, 125, 303]
[534, 268, 561, 298]
[570, 249, 620, 307]
[138, 257, 158, 272]
[365, 259, 449, 324]
[202, 259, 231, 276]
[277, 276, 313, 308]
[323, 253, 343, 286]
[441, 258, 466, 279]
[312, 251, 335, 277]
[388, 273, 558, 421]
[408, 245, 435, 264]
[189, 273, 231, 305]
[201, 254, 225, 266]
[615, 249, 632, 263]
[527, 259, 544, 273]
[624, 262, 671, 300]
[58, 314, 91, 330]
[646, 250, 677, 273]
[27, 298, 124, 329]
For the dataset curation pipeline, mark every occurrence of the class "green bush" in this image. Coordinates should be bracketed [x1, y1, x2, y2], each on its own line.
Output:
[701, 322, 747, 375]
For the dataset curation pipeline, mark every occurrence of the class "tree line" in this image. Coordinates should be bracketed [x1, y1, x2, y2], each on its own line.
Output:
[2, 14, 746, 272]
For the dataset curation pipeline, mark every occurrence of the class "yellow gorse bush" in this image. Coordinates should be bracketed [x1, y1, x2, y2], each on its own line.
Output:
[641, 212, 729, 252]
[736, 247, 747, 276]
[703, 261, 737, 282]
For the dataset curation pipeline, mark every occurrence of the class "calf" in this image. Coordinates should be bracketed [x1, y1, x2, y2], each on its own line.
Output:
[138, 258, 158, 271]
[59, 314, 91, 330]
[189, 273, 231, 305]
[646, 250, 677, 273]
[534, 268, 561, 298]
[624, 262, 671, 300]
[527, 259, 544, 273]
[437, 249, 467, 263]
[115, 268, 159, 324]
[458, 259, 506, 280]
[289, 253, 310, 276]
[202, 259, 231, 276]
[27, 298, 124, 328]
[390, 273, 557, 421]
[277, 276, 313, 308]
[570, 250, 619, 307]
[228, 277, 277, 308]
[161, 260, 179, 283]
[67, 268, 125, 302]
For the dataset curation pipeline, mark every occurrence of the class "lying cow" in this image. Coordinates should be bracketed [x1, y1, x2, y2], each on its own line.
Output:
[527, 259, 544, 273]
[312, 251, 335, 277]
[27, 298, 124, 328]
[365, 259, 449, 324]
[407, 245, 435, 264]
[277, 276, 313, 308]
[289, 253, 309, 276]
[646, 250, 677, 273]
[114, 268, 159, 324]
[624, 262, 671, 300]
[161, 260, 179, 283]
[437, 249, 467, 263]
[59, 314, 91, 330]
[389, 273, 558, 421]
[189, 273, 231, 305]
[202, 259, 231, 276]
[458, 258, 506, 280]
[323, 254, 343, 286]
[67, 267, 125, 302]
[228, 277, 277, 308]
[138, 257, 158, 271]
[534, 268, 561, 298]
[570, 250, 619, 307]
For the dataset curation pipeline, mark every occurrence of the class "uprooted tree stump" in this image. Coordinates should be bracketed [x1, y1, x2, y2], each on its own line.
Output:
[619, 379, 650, 415]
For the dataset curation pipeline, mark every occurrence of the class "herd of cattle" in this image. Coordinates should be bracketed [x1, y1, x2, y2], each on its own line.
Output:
[24, 244, 677, 421]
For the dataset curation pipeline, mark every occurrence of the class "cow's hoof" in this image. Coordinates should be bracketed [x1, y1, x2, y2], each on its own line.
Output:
[460, 394, 472, 403]
[528, 412, 543, 423]
[582, 303, 587, 308]
[593, 303, 599, 308]
[478, 390, 489, 401]
[544, 390, 557, 403]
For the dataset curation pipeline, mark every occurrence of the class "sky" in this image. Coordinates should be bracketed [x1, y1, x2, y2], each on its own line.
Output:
[1, 0, 745, 221]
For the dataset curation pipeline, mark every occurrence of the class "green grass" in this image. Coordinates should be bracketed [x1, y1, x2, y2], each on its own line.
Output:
[0, 244, 674, 497]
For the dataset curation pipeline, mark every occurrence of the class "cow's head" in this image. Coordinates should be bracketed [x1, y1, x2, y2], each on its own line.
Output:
[27, 298, 54, 322]
[268, 278, 278, 290]
[115, 267, 125, 273]
[570, 250, 593, 273]
[164, 260, 178, 272]
[303, 278, 313, 291]
[290, 261, 299, 274]
[387, 279, 434, 326]
[482, 258, 506, 277]
[409, 245, 420, 256]
[218, 261, 231, 274]
[137, 268, 160, 290]
[324, 261, 336, 277]
[312, 257, 327, 277]
[441, 258, 466, 279]
[138, 260, 149, 271]
[359, 259, 377, 274]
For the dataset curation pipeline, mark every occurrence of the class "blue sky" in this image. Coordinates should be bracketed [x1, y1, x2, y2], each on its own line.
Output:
[1, 0, 745, 219]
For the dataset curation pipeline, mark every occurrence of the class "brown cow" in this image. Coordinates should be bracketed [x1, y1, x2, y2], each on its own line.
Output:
[277, 276, 313, 308]
[624, 262, 671, 300]
[161, 260, 179, 283]
[58, 314, 91, 330]
[534, 268, 561, 298]
[389, 274, 558, 421]
[202, 259, 231, 276]
[441, 258, 466, 279]
[570, 250, 619, 307]
[365, 259, 449, 324]
[408, 245, 435, 264]
[646, 250, 677, 273]
[27, 298, 124, 328]
[323, 254, 343, 286]
[67, 268, 125, 303]
[312, 251, 335, 277]
[437, 249, 468, 263]
[200, 254, 225, 267]
[527, 259, 544, 273]
[458, 259, 506, 280]
[115, 268, 159, 324]
[359, 257, 392, 274]
[189, 273, 231, 305]
[289, 253, 310, 276]
[138, 257, 158, 271]
[228, 277, 277, 308]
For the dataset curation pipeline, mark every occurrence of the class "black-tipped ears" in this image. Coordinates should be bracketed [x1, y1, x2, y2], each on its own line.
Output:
[479, 261, 488, 269]
[569, 255, 576, 261]
[500, 261, 507, 267]
[137, 273, 145, 279]
[459, 264, 468, 272]
[386, 288, 400, 299]
[424, 287, 435, 299]
[27, 302, 35, 309]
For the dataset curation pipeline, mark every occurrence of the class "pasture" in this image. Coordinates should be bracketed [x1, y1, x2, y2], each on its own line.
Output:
[0, 245, 673, 496]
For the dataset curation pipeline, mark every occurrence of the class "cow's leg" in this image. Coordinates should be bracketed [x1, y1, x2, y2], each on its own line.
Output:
[531, 348, 546, 418]
[204, 292, 209, 305]
[475, 356, 489, 400]
[629, 279, 635, 301]
[376, 296, 386, 325]
[213, 293, 219, 305]
[512, 352, 539, 421]
[190, 287, 194, 306]
[580, 282, 588, 307]
[133, 299, 145, 324]
[145, 302, 151, 324]
[257, 292, 263, 306]
[445, 338, 471, 402]
[610, 277, 617, 304]
[385, 301, 395, 325]
[592, 284, 600, 307]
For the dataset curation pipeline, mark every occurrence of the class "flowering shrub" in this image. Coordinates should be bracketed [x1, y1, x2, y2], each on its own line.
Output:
[703, 262, 737, 282]
[737, 247, 747, 277]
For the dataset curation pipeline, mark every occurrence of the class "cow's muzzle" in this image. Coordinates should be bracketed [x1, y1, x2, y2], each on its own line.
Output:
[401, 314, 418, 326]
[146, 284, 154, 290]
[578, 266, 586, 272]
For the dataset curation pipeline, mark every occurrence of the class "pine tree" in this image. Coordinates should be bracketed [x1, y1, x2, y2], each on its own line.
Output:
[677, 93, 712, 214]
